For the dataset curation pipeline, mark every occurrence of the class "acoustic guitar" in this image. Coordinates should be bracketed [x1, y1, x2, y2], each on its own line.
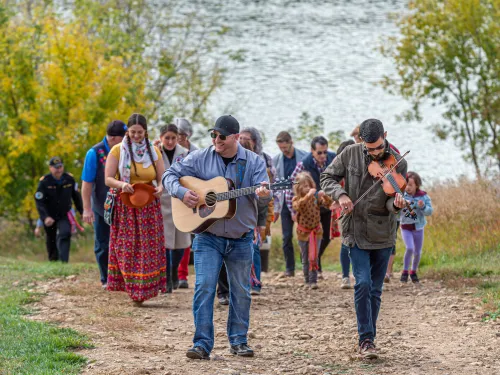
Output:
[171, 176, 294, 234]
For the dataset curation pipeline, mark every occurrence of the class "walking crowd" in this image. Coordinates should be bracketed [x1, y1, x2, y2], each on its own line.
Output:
[34, 114, 434, 360]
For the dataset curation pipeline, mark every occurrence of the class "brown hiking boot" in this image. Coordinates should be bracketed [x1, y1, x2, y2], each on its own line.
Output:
[359, 339, 378, 359]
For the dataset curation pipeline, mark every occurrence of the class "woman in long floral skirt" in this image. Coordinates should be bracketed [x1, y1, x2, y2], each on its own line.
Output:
[104, 113, 166, 305]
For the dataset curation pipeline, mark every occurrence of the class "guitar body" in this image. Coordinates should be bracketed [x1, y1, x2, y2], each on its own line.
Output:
[171, 176, 236, 234]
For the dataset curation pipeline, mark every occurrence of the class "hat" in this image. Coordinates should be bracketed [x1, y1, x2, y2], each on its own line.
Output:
[49, 156, 63, 168]
[107, 120, 127, 137]
[120, 183, 156, 209]
[174, 118, 193, 136]
[208, 115, 239, 136]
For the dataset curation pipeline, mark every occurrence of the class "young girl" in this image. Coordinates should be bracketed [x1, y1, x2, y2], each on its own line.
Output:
[292, 172, 333, 289]
[400, 171, 434, 284]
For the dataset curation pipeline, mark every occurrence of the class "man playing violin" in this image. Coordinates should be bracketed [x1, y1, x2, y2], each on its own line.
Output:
[320, 119, 407, 359]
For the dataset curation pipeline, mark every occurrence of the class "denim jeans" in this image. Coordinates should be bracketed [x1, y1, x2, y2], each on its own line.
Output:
[93, 211, 110, 284]
[251, 242, 261, 291]
[349, 244, 392, 344]
[281, 205, 296, 272]
[340, 243, 351, 278]
[192, 231, 253, 354]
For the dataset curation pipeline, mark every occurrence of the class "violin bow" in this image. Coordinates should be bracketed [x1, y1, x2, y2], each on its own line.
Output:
[335, 150, 410, 222]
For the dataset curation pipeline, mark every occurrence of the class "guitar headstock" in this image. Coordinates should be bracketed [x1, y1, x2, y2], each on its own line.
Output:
[269, 178, 295, 191]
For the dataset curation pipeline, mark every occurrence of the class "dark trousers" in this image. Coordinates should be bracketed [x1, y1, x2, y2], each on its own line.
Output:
[43, 217, 72, 262]
[281, 204, 296, 272]
[93, 211, 110, 285]
[217, 262, 229, 298]
[317, 210, 332, 272]
[167, 248, 185, 288]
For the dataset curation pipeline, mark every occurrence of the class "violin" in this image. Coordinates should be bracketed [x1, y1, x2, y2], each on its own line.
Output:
[367, 153, 417, 220]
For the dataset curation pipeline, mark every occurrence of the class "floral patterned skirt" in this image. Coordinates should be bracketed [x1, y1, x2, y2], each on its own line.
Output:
[107, 194, 166, 301]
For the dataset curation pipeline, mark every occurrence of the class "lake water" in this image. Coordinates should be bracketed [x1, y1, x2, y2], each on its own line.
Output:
[193, 0, 475, 182]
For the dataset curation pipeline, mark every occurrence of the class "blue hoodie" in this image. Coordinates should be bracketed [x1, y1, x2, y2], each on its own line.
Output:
[400, 190, 433, 230]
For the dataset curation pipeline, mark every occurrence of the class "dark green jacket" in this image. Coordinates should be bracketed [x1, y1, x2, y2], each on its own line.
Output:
[320, 143, 407, 250]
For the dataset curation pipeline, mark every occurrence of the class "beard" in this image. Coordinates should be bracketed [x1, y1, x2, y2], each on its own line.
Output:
[370, 152, 385, 161]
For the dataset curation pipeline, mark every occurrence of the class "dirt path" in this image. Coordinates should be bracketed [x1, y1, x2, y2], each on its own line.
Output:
[30, 270, 500, 375]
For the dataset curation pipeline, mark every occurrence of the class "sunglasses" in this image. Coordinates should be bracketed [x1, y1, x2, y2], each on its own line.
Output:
[364, 143, 385, 152]
[210, 132, 230, 141]
[315, 151, 328, 155]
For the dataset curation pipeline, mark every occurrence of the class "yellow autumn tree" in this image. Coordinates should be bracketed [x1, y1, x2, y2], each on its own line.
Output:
[0, 9, 149, 222]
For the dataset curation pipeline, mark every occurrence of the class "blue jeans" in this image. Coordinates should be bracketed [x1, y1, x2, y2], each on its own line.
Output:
[93, 211, 110, 284]
[251, 242, 261, 291]
[349, 244, 392, 344]
[192, 231, 253, 354]
[340, 244, 351, 278]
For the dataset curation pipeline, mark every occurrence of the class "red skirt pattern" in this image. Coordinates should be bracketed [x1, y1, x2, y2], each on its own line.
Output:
[107, 194, 166, 301]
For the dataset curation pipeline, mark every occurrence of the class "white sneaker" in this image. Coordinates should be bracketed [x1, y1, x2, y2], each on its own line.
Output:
[341, 277, 351, 289]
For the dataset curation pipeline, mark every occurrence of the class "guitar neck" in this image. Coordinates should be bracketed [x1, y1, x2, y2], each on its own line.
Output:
[216, 185, 260, 202]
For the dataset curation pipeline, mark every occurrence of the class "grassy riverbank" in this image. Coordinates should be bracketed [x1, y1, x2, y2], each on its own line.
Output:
[0, 259, 93, 374]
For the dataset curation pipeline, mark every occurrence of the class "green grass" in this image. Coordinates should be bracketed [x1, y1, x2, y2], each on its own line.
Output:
[0, 258, 93, 375]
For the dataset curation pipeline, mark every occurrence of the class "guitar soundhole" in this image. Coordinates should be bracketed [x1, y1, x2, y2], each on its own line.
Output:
[205, 191, 217, 207]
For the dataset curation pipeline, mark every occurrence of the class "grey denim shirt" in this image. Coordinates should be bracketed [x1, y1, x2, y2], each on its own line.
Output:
[320, 143, 407, 250]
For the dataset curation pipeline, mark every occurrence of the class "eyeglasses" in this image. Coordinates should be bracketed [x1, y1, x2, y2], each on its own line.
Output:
[210, 132, 229, 141]
[315, 151, 328, 155]
[178, 133, 188, 137]
[364, 143, 385, 152]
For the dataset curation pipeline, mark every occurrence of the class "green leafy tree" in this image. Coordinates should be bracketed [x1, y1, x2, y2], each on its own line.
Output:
[0, 0, 233, 222]
[0, 6, 147, 222]
[380, 0, 500, 178]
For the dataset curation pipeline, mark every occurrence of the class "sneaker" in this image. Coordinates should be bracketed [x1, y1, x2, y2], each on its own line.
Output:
[410, 272, 420, 284]
[284, 270, 295, 277]
[178, 279, 189, 289]
[384, 274, 390, 283]
[218, 296, 229, 306]
[359, 339, 378, 359]
[230, 343, 254, 357]
[400, 272, 409, 283]
[101, 283, 108, 290]
[250, 288, 261, 296]
[341, 277, 351, 289]
[186, 346, 210, 360]
[317, 271, 324, 280]
[310, 283, 319, 290]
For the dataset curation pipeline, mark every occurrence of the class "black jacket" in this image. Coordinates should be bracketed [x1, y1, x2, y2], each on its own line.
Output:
[35, 172, 83, 222]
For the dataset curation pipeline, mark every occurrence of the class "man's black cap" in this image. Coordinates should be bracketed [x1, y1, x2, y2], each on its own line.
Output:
[49, 156, 63, 167]
[107, 120, 127, 137]
[208, 115, 240, 136]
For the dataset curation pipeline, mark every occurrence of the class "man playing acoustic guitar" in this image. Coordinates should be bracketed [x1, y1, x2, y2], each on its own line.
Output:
[162, 115, 271, 360]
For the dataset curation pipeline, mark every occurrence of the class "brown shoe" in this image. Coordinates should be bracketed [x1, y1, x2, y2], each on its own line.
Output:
[359, 339, 378, 359]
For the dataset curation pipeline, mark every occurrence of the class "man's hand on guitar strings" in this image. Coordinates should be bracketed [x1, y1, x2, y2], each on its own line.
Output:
[255, 181, 271, 198]
[183, 190, 199, 208]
